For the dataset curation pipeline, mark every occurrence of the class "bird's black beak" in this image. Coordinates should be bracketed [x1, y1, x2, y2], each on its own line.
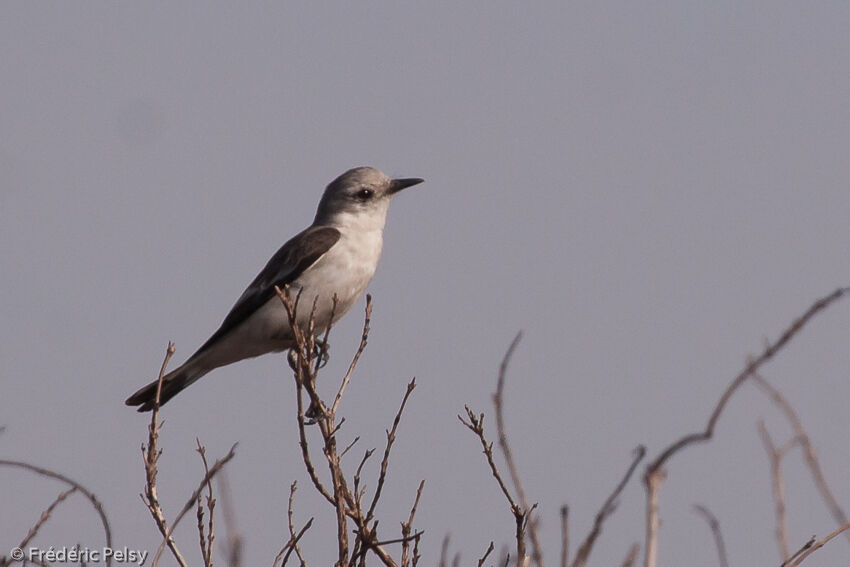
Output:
[389, 177, 425, 194]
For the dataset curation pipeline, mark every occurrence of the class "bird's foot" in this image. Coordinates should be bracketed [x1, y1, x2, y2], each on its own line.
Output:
[305, 400, 324, 422]
[313, 343, 330, 369]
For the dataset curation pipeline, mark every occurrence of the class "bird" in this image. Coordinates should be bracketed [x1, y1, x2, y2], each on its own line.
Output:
[126, 166, 424, 411]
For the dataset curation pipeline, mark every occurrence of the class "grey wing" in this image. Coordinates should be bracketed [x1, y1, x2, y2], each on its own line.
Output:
[187, 225, 341, 360]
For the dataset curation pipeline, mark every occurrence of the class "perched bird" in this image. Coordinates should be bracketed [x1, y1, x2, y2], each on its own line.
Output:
[126, 167, 424, 411]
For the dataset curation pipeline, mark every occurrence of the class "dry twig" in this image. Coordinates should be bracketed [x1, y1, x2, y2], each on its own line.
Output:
[571, 446, 646, 567]
[784, 522, 850, 566]
[152, 443, 238, 566]
[217, 472, 243, 567]
[0, 459, 113, 567]
[642, 287, 850, 567]
[459, 407, 530, 566]
[757, 420, 792, 560]
[478, 542, 495, 567]
[366, 379, 417, 524]
[692, 504, 729, 567]
[141, 342, 187, 567]
[333, 296, 372, 414]
[559, 506, 569, 567]
[439, 535, 450, 567]
[646, 288, 849, 475]
[274, 518, 315, 567]
[643, 469, 664, 567]
[11, 487, 77, 559]
[401, 480, 426, 567]
[284, 481, 309, 566]
[492, 332, 542, 566]
[276, 288, 418, 567]
[754, 374, 850, 545]
[620, 544, 640, 567]
[195, 439, 216, 567]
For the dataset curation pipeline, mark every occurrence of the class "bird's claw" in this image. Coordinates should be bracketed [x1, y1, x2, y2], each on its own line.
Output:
[314, 343, 330, 369]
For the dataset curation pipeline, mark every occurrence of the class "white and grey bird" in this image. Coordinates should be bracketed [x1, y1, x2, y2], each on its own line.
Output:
[126, 167, 424, 411]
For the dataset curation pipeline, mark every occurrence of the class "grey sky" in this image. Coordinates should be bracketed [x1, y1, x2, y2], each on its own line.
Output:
[2, 3, 850, 566]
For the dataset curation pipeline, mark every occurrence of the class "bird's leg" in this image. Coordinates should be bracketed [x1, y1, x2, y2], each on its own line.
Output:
[288, 347, 322, 422]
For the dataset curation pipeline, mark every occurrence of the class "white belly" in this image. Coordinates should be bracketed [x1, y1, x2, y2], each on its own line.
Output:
[290, 227, 382, 326]
[191, 226, 384, 371]
[242, 227, 383, 348]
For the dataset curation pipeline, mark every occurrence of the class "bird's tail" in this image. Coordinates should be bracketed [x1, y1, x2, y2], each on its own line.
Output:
[125, 358, 210, 412]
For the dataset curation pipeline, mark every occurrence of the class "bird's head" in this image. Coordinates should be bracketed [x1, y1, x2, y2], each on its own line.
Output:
[314, 167, 424, 230]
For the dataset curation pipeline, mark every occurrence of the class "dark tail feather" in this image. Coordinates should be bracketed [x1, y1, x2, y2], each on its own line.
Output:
[125, 361, 208, 412]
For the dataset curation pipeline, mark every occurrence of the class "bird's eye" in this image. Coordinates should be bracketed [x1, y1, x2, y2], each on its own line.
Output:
[355, 188, 373, 200]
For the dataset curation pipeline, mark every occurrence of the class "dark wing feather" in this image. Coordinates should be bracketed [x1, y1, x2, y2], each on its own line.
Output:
[189, 225, 341, 360]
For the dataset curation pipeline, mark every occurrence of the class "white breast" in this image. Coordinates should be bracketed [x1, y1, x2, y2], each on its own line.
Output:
[288, 226, 383, 330]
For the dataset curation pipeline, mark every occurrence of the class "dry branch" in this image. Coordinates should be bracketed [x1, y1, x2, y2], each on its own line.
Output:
[276, 289, 419, 567]
[0, 461, 113, 567]
[141, 342, 187, 567]
[285, 482, 309, 566]
[439, 535, 450, 567]
[692, 504, 729, 567]
[643, 469, 664, 567]
[620, 544, 640, 567]
[559, 506, 569, 567]
[647, 287, 849, 473]
[459, 407, 530, 566]
[492, 332, 542, 566]
[401, 480, 426, 567]
[784, 522, 850, 566]
[366, 379, 417, 524]
[643, 287, 850, 567]
[217, 472, 243, 567]
[195, 439, 216, 567]
[757, 420, 792, 560]
[13, 487, 77, 556]
[571, 446, 645, 567]
[755, 374, 850, 544]
[274, 518, 315, 567]
[151, 443, 238, 566]
[478, 542, 495, 567]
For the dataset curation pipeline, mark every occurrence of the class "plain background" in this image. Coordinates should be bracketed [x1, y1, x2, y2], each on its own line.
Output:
[2, 3, 850, 566]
